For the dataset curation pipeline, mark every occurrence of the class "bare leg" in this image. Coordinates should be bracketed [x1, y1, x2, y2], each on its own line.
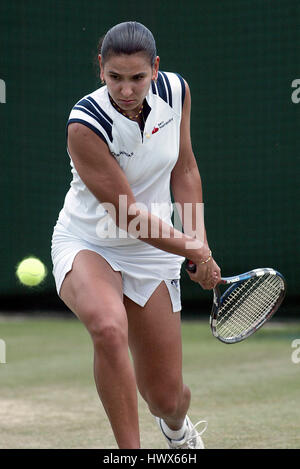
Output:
[125, 281, 191, 431]
[60, 250, 140, 448]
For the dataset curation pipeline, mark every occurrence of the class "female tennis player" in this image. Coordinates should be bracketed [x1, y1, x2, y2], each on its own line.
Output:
[51, 21, 221, 449]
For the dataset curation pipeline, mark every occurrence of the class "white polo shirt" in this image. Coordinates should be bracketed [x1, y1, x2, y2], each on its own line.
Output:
[57, 71, 186, 247]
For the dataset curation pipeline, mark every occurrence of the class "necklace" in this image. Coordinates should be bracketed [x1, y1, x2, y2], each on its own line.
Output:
[109, 95, 143, 120]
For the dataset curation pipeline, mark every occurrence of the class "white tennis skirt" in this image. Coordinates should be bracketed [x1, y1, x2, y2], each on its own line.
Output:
[51, 221, 184, 312]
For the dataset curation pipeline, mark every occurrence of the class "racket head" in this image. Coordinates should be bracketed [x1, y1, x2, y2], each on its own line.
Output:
[210, 268, 287, 344]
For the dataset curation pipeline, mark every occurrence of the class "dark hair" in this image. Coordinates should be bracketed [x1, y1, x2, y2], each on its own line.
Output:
[98, 21, 157, 66]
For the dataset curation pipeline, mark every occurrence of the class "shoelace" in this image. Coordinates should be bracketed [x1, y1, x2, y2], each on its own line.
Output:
[185, 420, 208, 447]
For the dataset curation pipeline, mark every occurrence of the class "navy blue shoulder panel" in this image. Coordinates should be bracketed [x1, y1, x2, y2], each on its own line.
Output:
[152, 71, 173, 108]
[175, 73, 186, 108]
[66, 119, 109, 146]
[72, 96, 113, 142]
[152, 72, 186, 109]
[160, 72, 173, 108]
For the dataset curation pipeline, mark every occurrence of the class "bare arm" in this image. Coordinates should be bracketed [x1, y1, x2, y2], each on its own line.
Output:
[171, 80, 221, 288]
[171, 81, 207, 242]
[67, 123, 208, 262]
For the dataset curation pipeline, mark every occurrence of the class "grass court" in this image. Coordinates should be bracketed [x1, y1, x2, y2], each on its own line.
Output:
[0, 316, 299, 449]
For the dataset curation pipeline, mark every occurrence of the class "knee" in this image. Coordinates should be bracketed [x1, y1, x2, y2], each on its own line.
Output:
[84, 304, 128, 353]
[144, 383, 183, 418]
[92, 321, 128, 352]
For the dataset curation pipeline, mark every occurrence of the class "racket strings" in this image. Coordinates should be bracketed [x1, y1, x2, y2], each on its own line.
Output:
[216, 274, 283, 339]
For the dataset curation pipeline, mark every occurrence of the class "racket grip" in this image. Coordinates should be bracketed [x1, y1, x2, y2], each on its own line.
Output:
[185, 259, 197, 273]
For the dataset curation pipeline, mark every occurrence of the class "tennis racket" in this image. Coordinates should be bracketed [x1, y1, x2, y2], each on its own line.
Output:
[185, 260, 287, 344]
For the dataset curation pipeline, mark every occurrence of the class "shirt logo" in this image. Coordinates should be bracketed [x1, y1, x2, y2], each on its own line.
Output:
[171, 279, 179, 288]
[151, 118, 174, 136]
[111, 150, 134, 158]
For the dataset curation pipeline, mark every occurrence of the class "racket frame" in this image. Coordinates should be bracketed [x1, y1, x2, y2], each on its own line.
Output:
[210, 268, 286, 343]
[185, 261, 287, 344]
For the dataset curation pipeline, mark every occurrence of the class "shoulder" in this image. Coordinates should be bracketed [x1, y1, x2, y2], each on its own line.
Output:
[151, 71, 187, 112]
[67, 86, 114, 145]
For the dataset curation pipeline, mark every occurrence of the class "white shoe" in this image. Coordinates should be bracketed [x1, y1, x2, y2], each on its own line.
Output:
[156, 415, 207, 449]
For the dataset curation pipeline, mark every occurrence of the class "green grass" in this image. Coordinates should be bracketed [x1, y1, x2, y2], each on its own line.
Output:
[0, 316, 299, 449]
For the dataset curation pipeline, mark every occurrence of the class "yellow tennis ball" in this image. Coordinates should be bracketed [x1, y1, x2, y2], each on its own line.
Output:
[16, 257, 47, 287]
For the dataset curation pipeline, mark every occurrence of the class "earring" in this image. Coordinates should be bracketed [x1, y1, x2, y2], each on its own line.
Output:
[101, 78, 106, 85]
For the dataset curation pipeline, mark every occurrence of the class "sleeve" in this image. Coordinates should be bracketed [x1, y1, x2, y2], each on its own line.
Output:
[151, 71, 186, 116]
[66, 95, 113, 145]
